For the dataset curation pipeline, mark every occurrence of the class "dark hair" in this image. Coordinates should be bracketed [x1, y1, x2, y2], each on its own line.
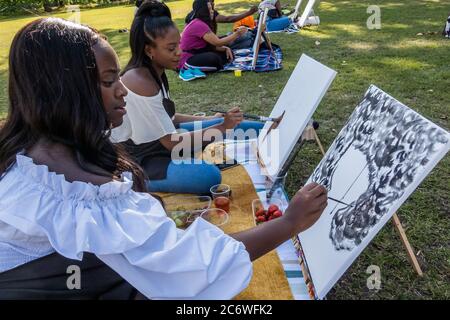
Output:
[0, 18, 147, 192]
[185, 0, 217, 33]
[123, 1, 176, 90]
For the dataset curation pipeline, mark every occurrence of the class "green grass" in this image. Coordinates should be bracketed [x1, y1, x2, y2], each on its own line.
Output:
[0, 0, 449, 299]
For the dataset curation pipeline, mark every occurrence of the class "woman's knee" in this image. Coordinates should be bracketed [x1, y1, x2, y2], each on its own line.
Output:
[172, 163, 221, 194]
[148, 162, 222, 194]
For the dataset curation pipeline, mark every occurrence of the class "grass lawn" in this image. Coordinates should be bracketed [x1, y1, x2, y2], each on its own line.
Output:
[0, 0, 449, 299]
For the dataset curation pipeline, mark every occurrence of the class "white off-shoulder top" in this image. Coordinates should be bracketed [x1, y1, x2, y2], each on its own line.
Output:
[110, 84, 176, 144]
[0, 153, 252, 299]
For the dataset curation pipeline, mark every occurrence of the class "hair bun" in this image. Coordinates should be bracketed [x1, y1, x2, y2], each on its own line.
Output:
[137, 1, 171, 19]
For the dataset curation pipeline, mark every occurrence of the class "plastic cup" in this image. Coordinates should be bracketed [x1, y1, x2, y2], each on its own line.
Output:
[234, 70, 242, 77]
[210, 184, 231, 199]
[214, 196, 231, 213]
[200, 208, 229, 227]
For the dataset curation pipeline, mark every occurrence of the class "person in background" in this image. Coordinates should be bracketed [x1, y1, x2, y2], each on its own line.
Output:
[210, 0, 258, 24]
[113, 1, 264, 194]
[210, 0, 258, 50]
[259, 0, 291, 32]
[443, 13, 450, 38]
[179, 0, 248, 80]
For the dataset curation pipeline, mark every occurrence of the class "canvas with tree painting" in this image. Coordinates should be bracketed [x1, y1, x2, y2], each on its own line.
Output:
[298, 85, 450, 299]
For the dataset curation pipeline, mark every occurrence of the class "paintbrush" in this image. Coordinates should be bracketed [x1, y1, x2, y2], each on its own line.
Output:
[210, 109, 279, 122]
[328, 197, 354, 207]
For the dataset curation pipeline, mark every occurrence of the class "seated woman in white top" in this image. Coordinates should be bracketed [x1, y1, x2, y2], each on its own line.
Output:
[0, 18, 328, 299]
[111, 1, 264, 194]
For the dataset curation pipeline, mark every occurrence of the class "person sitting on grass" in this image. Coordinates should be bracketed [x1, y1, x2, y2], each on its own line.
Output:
[259, 0, 291, 32]
[443, 13, 450, 38]
[0, 17, 328, 299]
[198, 0, 258, 24]
[179, 0, 248, 80]
[111, 1, 264, 194]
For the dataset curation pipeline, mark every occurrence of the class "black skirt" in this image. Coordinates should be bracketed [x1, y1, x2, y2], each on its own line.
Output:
[123, 139, 172, 181]
[0, 252, 140, 300]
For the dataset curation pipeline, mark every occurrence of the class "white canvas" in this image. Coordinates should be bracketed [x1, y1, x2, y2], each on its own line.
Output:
[252, 8, 269, 69]
[298, 0, 317, 27]
[257, 54, 337, 178]
[298, 85, 450, 299]
[290, 0, 304, 20]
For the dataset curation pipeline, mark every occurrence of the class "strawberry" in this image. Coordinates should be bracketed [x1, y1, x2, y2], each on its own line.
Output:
[272, 210, 282, 218]
[256, 216, 266, 223]
[268, 215, 275, 221]
[268, 204, 279, 214]
[255, 209, 266, 217]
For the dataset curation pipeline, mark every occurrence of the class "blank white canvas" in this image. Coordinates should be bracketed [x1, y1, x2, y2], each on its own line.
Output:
[257, 54, 337, 178]
[252, 8, 269, 69]
[252, 10, 265, 54]
[298, 0, 316, 27]
[298, 85, 450, 299]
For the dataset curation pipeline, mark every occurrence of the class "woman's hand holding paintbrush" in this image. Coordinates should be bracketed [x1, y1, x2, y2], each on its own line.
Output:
[215, 107, 244, 130]
[211, 109, 282, 123]
[283, 183, 328, 234]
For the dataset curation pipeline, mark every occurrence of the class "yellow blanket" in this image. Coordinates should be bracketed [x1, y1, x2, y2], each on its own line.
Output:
[157, 165, 293, 300]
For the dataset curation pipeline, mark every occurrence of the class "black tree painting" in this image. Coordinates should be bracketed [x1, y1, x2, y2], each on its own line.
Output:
[311, 85, 449, 251]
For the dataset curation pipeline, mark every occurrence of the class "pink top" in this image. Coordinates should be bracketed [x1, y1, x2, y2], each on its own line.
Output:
[179, 19, 212, 69]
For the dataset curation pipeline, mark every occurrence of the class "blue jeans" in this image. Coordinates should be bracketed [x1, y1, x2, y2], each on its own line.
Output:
[266, 16, 291, 32]
[148, 160, 222, 194]
[147, 119, 264, 194]
[179, 118, 265, 138]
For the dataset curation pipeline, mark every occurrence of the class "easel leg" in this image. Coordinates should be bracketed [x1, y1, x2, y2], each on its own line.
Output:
[312, 127, 424, 276]
[391, 213, 424, 276]
[312, 128, 326, 155]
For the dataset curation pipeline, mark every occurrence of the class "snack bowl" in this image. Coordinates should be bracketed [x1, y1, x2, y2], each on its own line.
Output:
[163, 195, 212, 229]
[252, 198, 284, 225]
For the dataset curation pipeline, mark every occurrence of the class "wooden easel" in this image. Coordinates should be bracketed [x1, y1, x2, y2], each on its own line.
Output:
[303, 124, 424, 277]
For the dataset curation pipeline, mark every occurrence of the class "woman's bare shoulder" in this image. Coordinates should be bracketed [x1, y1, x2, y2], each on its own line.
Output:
[121, 68, 159, 97]
[26, 145, 116, 187]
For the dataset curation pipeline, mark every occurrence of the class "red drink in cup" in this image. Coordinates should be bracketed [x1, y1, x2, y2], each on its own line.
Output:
[214, 196, 230, 213]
